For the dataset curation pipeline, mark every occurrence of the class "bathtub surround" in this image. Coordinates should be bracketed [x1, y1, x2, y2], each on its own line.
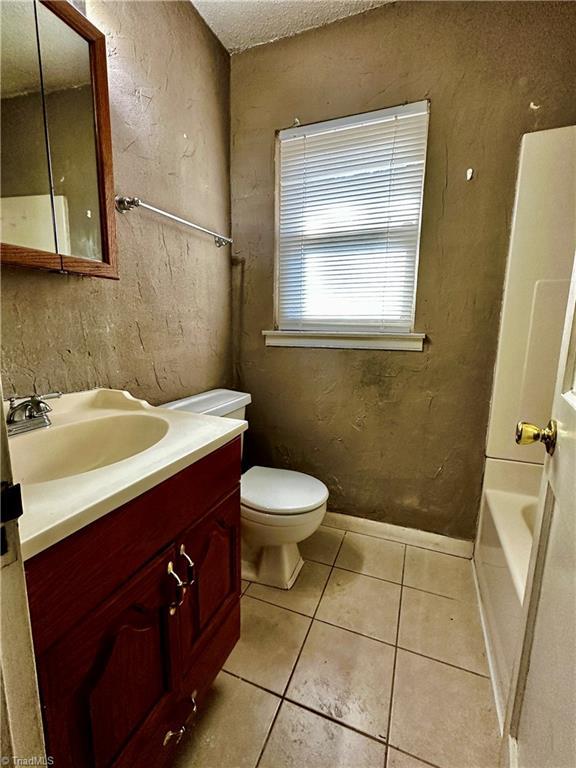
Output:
[230, 2, 576, 540]
[474, 126, 576, 724]
[475, 459, 542, 726]
[1, 1, 231, 404]
[486, 126, 576, 466]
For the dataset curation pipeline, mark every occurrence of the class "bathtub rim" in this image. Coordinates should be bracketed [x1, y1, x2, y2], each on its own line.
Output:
[484, 488, 536, 603]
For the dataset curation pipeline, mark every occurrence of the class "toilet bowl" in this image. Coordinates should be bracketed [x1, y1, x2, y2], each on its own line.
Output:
[162, 389, 328, 589]
[240, 466, 328, 588]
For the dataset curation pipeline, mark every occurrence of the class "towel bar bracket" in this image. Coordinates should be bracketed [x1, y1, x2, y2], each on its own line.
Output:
[115, 195, 232, 248]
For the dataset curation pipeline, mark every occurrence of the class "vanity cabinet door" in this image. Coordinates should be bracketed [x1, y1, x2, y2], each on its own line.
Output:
[37, 546, 184, 768]
[176, 489, 241, 700]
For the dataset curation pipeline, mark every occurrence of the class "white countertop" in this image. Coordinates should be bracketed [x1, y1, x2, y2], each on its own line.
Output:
[8, 389, 247, 561]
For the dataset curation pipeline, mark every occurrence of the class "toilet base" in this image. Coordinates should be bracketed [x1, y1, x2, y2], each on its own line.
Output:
[240, 500, 327, 590]
[241, 542, 305, 590]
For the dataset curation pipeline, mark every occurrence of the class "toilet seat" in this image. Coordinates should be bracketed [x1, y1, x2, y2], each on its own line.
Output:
[241, 503, 325, 528]
[241, 466, 329, 516]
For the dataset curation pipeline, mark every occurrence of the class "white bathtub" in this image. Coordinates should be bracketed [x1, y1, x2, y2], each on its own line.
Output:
[475, 458, 542, 725]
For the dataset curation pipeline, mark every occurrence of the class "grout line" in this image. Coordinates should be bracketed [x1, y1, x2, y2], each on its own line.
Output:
[248, 555, 466, 601]
[283, 695, 387, 746]
[281, 533, 348, 696]
[387, 744, 444, 768]
[219, 669, 283, 768]
[243, 588, 328, 620]
[240, 594, 490, 680]
[336, 529, 405, 547]
[383, 544, 407, 767]
[321, 522, 473, 559]
[330, 563, 403, 587]
[221, 668, 282, 699]
[401, 583, 460, 601]
[303, 553, 404, 584]
[301, 555, 342, 568]
[254, 699, 284, 768]
[330, 565, 475, 604]
[254, 532, 348, 768]
[395, 646, 490, 680]
[313, 616, 396, 648]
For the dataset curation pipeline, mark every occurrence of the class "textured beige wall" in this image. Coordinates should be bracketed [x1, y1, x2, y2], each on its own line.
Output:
[1, 1, 231, 404]
[231, 1, 576, 539]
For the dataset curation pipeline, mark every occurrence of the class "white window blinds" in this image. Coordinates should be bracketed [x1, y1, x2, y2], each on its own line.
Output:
[276, 101, 429, 334]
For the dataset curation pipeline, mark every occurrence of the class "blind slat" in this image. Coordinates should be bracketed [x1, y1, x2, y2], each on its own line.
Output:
[276, 102, 429, 333]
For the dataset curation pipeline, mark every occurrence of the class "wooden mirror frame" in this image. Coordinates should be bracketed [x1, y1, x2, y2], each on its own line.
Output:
[0, 0, 118, 279]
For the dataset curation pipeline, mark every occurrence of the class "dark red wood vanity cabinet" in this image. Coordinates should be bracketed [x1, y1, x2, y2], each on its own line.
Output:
[24, 438, 242, 768]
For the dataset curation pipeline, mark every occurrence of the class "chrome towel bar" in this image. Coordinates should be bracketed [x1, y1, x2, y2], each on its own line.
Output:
[115, 196, 232, 247]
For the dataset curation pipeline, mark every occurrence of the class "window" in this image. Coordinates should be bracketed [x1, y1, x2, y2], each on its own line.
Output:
[264, 101, 429, 351]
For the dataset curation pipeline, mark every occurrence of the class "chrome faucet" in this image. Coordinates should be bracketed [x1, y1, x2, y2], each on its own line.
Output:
[5, 393, 62, 436]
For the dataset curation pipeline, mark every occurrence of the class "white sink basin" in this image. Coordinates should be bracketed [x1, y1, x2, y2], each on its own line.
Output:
[10, 413, 169, 485]
[10, 388, 248, 561]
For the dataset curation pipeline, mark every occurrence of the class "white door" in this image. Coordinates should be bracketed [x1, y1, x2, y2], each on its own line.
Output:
[507, 253, 576, 768]
[0, 380, 46, 762]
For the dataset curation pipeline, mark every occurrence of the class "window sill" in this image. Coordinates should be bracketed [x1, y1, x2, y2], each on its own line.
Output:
[262, 330, 425, 351]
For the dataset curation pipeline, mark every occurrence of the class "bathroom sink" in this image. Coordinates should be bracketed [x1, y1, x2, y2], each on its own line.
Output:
[11, 388, 248, 561]
[10, 413, 169, 485]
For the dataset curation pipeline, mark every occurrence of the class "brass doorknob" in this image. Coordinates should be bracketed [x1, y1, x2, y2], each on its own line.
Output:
[515, 419, 557, 456]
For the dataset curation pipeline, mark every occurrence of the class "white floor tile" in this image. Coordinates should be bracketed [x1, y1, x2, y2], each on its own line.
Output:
[224, 596, 310, 694]
[403, 547, 476, 602]
[246, 561, 331, 617]
[287, 621, 394, 739]
[336, 531, 404, 583]
[316, 568, 401, 644]
[259, 701, 386, 768]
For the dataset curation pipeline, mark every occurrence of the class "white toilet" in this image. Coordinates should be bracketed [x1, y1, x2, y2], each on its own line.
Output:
[163, 389, 328, 589]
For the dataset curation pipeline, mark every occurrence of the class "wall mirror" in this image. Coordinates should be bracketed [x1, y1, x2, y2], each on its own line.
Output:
[0, 0, 117, 278]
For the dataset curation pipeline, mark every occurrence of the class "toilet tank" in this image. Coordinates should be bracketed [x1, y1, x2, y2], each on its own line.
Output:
[162, 389, 251, 421]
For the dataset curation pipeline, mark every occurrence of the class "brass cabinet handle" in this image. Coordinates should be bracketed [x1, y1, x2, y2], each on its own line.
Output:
[516, 419, 557, 456]
[167, 561, 187, 615]
[163, 725, 186, 747]
[179, 544, 196, 587]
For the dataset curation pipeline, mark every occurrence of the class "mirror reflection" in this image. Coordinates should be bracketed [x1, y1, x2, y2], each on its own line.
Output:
[0, 0, 55, 253]
[36, 1, 102, 261]
[0, 0, 103, 262]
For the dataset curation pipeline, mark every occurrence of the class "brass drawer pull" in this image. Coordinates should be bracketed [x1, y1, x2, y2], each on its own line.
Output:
[167, 561, 187, 615]
[163, 725, 186, 747]
[179, 544, 196, 586]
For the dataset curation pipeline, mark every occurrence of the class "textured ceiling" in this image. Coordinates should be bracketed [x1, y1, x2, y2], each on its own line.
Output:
[193, 0, 393, 53]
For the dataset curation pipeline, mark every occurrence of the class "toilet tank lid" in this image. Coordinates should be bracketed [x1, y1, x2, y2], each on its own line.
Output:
[161, 389, 251, 417]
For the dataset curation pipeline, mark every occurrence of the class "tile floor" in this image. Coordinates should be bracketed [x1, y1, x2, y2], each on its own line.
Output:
[174, 524, 501, 768]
